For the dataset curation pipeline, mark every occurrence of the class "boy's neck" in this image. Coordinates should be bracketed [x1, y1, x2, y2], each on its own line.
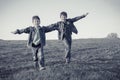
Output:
[34, 25, 41, 27]
[61, 19, 67, 22]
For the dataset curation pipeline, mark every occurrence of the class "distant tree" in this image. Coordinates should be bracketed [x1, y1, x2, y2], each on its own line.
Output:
[106, 33, 119, 39]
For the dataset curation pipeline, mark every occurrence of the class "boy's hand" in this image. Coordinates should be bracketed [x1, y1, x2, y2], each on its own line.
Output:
[11, 30, 17, 34]
[83, 12, 89, 17]
[85, 12, 89, 17]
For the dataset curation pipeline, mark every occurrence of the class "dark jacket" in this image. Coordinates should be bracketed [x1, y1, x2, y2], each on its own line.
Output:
[49, 15, 86, 40]
[15, 26, 54, 47]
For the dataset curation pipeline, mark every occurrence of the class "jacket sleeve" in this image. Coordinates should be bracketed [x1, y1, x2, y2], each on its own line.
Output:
[14, 27, 31, 34]
[70, 15, 86, 22]
[44, 23, 59, 33]
[72, 24, 78, 34]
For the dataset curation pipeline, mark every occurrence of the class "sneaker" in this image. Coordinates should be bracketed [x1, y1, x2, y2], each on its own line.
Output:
[39, 67, 46, 70]
[66, 58, 70, 64]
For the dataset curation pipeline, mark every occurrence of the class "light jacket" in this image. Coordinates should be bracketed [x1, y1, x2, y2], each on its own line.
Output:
[49, 15, 86, 40]
[15, 26, 54, 48]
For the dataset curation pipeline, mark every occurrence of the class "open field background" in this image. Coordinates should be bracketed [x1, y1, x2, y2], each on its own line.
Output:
[0, 39, 120, 80]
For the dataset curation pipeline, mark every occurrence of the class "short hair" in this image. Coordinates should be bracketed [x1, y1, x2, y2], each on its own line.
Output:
[60, 11, 67, 17]
[32, 15, 40, 21]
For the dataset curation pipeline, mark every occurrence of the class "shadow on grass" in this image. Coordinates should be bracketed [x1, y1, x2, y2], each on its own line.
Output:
[46, 60, 65, 67]
[0, 65, 34, 80]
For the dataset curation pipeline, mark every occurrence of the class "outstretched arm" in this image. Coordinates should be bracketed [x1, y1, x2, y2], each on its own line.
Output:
[11, 27, 31, 34]
[70, 12, 89, 22]
[44, 23, 59, 33]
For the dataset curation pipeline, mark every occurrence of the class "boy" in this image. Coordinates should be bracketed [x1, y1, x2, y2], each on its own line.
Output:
[50, 11, 88, 63]
[12, 16, 54, 70]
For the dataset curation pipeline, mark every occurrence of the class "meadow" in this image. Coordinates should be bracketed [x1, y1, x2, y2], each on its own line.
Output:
[0, 38, 120, 80]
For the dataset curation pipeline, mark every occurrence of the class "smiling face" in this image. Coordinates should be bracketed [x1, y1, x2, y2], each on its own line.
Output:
[60, 15, 67, 22]
[32, 18, 40, 27]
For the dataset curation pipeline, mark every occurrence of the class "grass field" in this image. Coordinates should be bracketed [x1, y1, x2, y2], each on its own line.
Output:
[0, 38, 120, 80]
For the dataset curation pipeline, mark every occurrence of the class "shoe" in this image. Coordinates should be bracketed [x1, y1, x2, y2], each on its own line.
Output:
[66, 58, 70, 64]
[39, 67, 46, 70]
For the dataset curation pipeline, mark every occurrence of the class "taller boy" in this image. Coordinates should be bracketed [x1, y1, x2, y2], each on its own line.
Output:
[51, 12, 88, 63]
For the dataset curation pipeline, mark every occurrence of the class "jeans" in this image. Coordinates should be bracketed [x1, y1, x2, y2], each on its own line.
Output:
[31, 46, 45, 68]
[63, 36, 72, 60]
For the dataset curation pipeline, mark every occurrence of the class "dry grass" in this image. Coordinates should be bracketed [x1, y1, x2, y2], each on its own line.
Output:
[0, 38, 120, 80]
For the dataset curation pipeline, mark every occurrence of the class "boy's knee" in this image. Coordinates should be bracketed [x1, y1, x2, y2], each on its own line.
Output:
[38, 54, 44, 59]
[65, 45, 71, 51]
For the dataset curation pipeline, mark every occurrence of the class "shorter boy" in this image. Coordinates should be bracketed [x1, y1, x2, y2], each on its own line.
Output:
[12, 16, 54, 70]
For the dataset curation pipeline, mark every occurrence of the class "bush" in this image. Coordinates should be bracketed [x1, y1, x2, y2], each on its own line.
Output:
[106, 33, 119, 39]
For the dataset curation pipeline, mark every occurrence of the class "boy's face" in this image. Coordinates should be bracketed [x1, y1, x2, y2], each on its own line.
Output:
[32, 19, 40, 27]
[60, 15, 67, 22]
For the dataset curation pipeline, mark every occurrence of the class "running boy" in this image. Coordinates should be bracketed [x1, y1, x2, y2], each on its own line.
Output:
[12, 16, 54, 70]
[50, 12, 88, 63]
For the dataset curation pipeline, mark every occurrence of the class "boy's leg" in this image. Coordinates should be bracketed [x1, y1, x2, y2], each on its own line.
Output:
[63, 37, 72, 63]
[31, 47, 39, 69]
[37, 46, 45, 70]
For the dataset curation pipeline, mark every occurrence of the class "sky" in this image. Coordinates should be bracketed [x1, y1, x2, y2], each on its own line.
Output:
[0, 0, 120, 40]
